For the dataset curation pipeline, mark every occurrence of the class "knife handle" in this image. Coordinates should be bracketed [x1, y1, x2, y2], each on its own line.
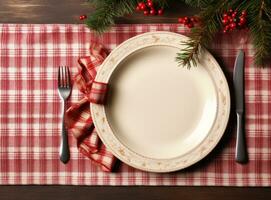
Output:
[235, 113, 248, 163]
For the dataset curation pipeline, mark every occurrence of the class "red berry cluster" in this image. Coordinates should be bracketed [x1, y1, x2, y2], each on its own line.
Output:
[178, 16, 198, 28]
[222, 9, 247, 33]
[136, 0, 164, 16]
[79, 15, 87, 20]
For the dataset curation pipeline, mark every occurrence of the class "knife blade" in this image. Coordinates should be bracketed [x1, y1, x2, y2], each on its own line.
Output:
[233, 50, 248, 163]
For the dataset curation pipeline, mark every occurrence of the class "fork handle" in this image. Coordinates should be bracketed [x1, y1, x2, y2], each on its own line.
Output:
[60, 100, 70, 164]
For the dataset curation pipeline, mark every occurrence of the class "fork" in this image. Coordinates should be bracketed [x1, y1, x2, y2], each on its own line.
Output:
[58, 66, 72, 164]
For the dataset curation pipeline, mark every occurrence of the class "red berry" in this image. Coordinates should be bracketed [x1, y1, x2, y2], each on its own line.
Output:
[225, 18, 229, 22]
[241, 11, 247, 16]
[239, 17, 246, 25]
[222, 19, 228, 25]
[150, 9, 156, 15]
[79, 15, 87, 20]
[178, 17, 184, 23]
[223, 13, 228, 18]
[138, 2, 144, 6]
[144, 10, 149, 15]
[183, 17, 190, 24]
[147, 0, 152, 2]
[229, 9, 233, 13]
[225, 25, 230, 30]
[140, 4, 146, 10]
[158, 9, 164, 15]
[136, 6, 141, 11]
[240, 17, 246, 23]
[223, 29, 227, 33]
[187, 23, 194, 28]
[147, 1, 153, 7]
[230, 22, 236, 29]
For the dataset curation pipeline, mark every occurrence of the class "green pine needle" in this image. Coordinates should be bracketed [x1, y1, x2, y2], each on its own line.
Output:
[85, 0, 271, 67]
[247, 0, 271, 66]
[176, 0, 229, 68]
[86, 0, 138, 34]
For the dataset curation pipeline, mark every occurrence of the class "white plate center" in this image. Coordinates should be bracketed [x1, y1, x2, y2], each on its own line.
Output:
[105, 46, 217, 159]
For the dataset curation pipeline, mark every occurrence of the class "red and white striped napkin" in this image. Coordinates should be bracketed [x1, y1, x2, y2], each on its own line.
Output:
[66, 43, 116, 172]
[0, 24, 271, 186]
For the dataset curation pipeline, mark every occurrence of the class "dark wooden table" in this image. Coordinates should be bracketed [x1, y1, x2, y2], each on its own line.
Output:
[0, 1, 270, 199]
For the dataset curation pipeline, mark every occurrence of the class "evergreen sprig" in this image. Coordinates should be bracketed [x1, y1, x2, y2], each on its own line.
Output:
[177, 0, 271, 67]
[176, 0, 227, 68]
[181, 0, 210, 8]
[247, 0, 271, 66]
[86, 0, 138, 33]
[86, 0, 271, 67]
[86, 0, 168, 33]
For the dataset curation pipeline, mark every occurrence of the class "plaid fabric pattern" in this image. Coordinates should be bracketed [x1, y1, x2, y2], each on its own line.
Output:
[66, 43, 115, 172]
[0, 24, 271, 186]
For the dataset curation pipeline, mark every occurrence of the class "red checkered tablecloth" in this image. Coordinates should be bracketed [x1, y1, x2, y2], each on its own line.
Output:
[0, 24, 270, 186]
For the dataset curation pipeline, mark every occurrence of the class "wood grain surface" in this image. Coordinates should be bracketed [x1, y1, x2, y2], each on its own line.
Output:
[0, 0, 270, 200]
[0, 186, 271, 200]
[0, 0, 196, 23]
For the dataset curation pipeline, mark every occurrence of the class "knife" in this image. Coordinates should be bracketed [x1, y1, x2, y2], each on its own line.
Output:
[233, 50, 248, 164]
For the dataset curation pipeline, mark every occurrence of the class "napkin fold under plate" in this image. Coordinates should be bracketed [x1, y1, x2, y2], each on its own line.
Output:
[66, 43, 117, 172]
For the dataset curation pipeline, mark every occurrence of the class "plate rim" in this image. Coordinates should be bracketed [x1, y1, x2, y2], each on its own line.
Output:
[91, 31, 231, 172]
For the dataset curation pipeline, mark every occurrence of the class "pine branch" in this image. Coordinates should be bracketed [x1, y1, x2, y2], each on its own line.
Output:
[85, 0, 271, 67]
[176, 0, 231, 68]
[86, 0, 138, 33]
[179, 0, 211, 8]
[176, 39, 201, 68]
[86, 0, 169, 33]
[248, 0, 271, 66]
[153, 0, 169, 8]
[263, 0, 271, 21]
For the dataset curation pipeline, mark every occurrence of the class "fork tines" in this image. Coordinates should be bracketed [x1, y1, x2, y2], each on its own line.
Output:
[58, 66, 70, 88]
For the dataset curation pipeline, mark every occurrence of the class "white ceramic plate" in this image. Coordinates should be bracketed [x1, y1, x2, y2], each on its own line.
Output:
[91, 32, 230, 172]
